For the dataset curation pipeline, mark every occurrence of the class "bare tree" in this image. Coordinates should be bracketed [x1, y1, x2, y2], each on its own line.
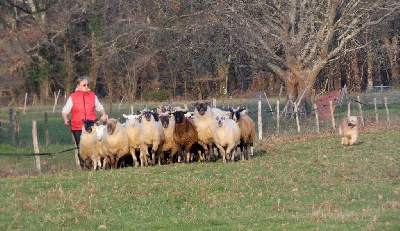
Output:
[216, 0, 400, 111]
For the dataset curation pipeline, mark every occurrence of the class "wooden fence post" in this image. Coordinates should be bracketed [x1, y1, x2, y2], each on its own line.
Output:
[15, 111, 20, 146]
[52, 89, 61, 113]
[329, 100, 335, 131]
[45, 112, 50, 145]
[131, 106, 134, 115]
[32, 121, 41, 173]
[384, 97, 390, 124]
[357, 95, 365, 126]
[314, 103, 319, 134]
[258, 99, 262, 139]
[347, 102, 351, 117]
[276, 100, 280, 134]
[118, 96, 124, 112]
[374, 98, 379, 123]
[109, 100, 113, 118]
[9, 109, 17, 147]
[294, 103, 300, 133]
[0, 114, 2, 143]
[23, 92, 28, 114]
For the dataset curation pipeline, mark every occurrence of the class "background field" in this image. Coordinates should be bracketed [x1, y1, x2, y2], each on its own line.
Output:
[0, 123, 399, 230]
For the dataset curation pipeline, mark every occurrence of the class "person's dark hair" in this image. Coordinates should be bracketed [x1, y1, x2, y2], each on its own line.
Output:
[75, 75, 90, 85]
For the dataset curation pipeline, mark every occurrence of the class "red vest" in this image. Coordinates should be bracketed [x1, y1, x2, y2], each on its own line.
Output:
[70, 91, 97, 131]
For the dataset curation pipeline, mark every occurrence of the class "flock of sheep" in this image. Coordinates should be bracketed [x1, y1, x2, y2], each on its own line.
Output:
[78, 100, 256, 170]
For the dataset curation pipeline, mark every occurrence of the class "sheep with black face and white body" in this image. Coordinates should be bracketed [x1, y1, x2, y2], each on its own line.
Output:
[139, 109, 165, 166]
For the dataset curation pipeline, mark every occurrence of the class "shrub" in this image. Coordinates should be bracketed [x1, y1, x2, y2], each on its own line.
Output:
[143, 89, 171, 101]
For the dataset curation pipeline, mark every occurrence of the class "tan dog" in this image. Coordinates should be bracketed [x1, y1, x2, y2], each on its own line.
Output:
[339, 116, 359, 146]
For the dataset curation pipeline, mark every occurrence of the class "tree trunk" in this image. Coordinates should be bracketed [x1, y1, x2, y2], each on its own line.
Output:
[89, 32, 99, 92]
[383, 36, 399, 85]
[352, 53, 362, 92]
[367, 50, 374, 87]
[63, 42, 73, 95]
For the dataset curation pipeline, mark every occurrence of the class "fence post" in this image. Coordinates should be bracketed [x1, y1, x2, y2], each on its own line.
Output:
[258, 99, 262, 139]
[53, 89, 61, 113]
[45, 112, 50, 145]
[314, 103, 319, 134]
[32, 121, 41, 173]
[131, 106, 134, 115]
[15, 111, 20, 146]
[384, 97, 390, 124]
[329, 100, 335, 131]
[294, 103, 300, 133]
[347, 102, 351, 117]
[23, 92, 28, 114]
[276, 100, 280, 134]
[9, 109, 17, 147]
[0, 114, 2, 143]
[357, 95, 365, 126]
[118, 96, 124, 112]
[374, 98, 379, 123]
[109, 100, 113, 118]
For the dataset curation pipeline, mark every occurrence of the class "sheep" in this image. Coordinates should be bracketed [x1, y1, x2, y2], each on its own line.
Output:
[229, 107, 256, 160]
[192, 100, 218, 162]
[101, 118, 130, 169]
[79, 119, 97, 170]
[91, 124, 107, 170]
[158, 112, 180, 164]
[139, 109, 164, 166]
[213, 116, 241, 163]
[123, 113, 142, 167]
[172, 107, 201, 163]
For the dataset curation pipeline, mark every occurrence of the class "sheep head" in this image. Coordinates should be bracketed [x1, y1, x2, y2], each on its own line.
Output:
[106, 118, 119, 135]
[95, 124, 106, 141]
[159, 113, 170, 128]
[82, 119, 97, 133]
[141, 109, 154, 122]
[216, 116, 225, 127]
[123, 114, 140, 127]
[194, 100, 210, 116]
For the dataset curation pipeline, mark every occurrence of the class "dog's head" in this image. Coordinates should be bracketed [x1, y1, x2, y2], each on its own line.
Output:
[347, 116, 358, 129]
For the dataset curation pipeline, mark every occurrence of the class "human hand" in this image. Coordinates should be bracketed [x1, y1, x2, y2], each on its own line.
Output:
[100, 114, 106, 123]
[64, 119, 70, 126]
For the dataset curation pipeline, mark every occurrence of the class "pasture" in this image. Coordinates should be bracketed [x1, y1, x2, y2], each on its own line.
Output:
[0, 98, 399, 230]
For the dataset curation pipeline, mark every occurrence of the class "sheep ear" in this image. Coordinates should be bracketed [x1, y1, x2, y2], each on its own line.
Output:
[82, 119, 86, 123]
[123, 114, 128, 119]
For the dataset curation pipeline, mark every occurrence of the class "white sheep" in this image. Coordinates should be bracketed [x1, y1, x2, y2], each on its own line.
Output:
[123, 113, 142, 167]
[139, 109, 165, 166]
[214, 116, 241, 163]
[101, 118, 130, 169]
[91, 124, 107, 170]
[192, 101, 218, 162]
[79, 119, 97, 170]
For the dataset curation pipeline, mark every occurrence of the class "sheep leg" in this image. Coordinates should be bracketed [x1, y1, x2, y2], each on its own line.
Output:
[130, 148, 139, 167]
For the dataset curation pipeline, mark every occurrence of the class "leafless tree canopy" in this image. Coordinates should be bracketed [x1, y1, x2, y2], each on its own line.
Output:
[0, 0, 399, 107]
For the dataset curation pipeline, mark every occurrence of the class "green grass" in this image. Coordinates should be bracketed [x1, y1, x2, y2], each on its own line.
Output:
[0, 127, 399, 230]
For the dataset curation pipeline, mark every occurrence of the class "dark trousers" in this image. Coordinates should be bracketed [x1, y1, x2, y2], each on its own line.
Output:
[72, 130, 83, 167]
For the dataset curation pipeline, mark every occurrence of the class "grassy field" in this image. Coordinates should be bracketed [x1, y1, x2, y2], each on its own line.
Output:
[0, 125, 399, 230]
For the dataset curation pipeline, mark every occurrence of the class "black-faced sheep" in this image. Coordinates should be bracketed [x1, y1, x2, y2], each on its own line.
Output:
[139, 109, 164, 166]
[192, 101, 217, 162]
[79, 119, 97, 170]
[172, 107, 201, 163]
[158, 112, 180, 164]
[229, 107, 255, 160]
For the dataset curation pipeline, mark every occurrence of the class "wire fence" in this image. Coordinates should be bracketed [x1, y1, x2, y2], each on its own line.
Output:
[0, 86, 399, 176]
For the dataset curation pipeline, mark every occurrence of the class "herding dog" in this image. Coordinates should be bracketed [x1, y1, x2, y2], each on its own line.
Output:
[338, 116, 359, 146]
